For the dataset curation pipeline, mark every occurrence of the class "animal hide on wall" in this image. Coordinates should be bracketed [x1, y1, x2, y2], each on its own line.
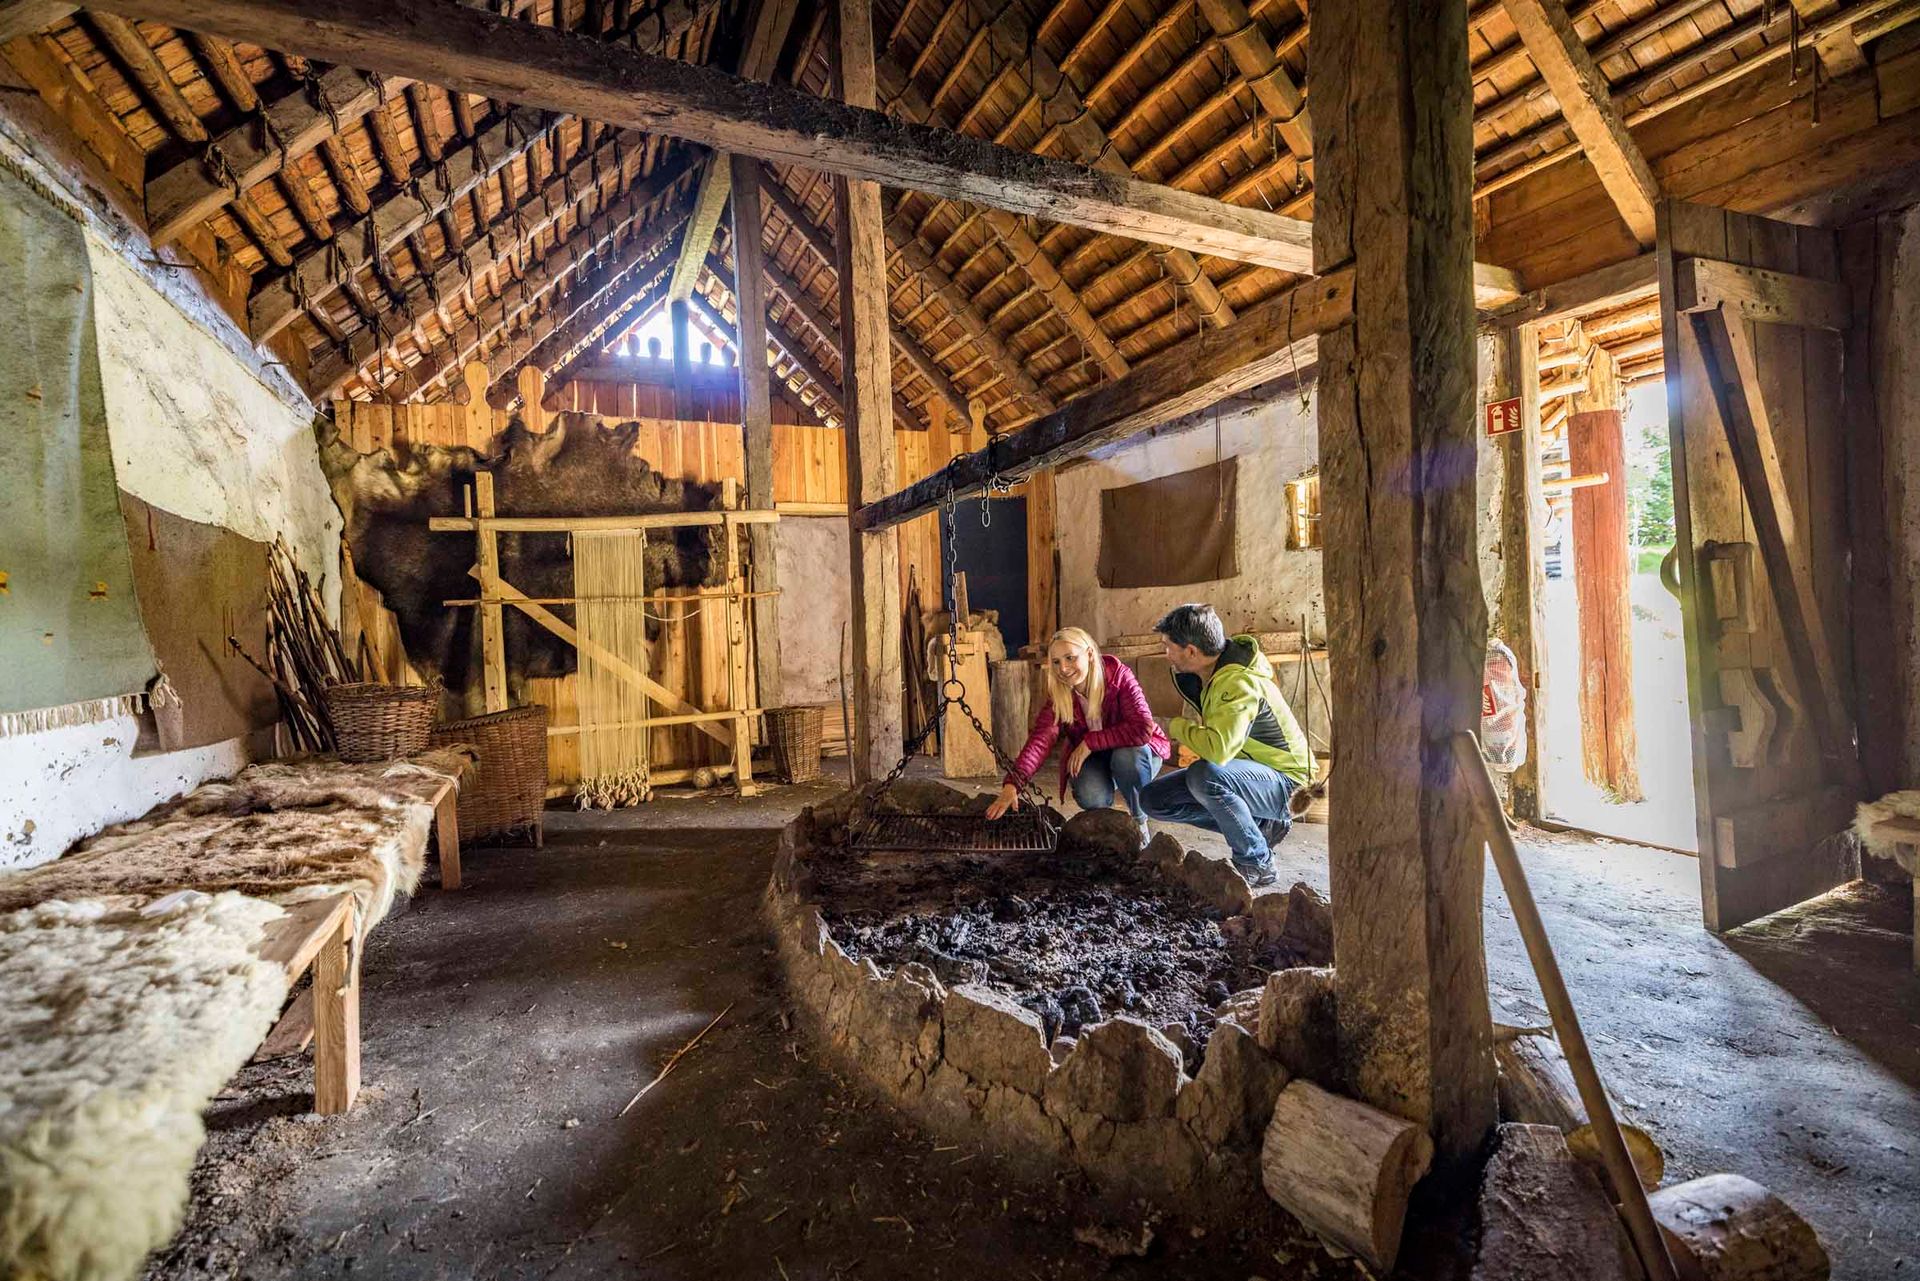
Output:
[320, 414, 728, 696]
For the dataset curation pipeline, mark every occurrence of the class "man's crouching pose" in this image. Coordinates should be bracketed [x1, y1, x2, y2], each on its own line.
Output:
[1140, 603, 1311, 888]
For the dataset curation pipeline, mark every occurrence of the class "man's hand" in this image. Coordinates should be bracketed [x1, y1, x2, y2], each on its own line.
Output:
[1066, 742, 1092, 777]
[985, 782, 1021, 820]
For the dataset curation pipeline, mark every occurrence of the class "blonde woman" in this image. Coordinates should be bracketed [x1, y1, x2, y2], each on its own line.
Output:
[986, 627, 1170, 840]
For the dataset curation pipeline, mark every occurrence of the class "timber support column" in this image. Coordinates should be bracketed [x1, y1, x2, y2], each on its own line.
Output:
[1314, 0, 1497, 1163]
[834, 0, 904, 780]
[730, 154, 782, 710]
[670, 299, 695, 421]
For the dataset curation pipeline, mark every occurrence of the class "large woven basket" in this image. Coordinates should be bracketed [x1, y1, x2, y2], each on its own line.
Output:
[430, 705, 549, 841]
[765, 705, 825, 784]
[324, 683, 436, 763]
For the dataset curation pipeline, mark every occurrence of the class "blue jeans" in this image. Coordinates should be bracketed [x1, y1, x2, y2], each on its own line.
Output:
[1070, 746, 1161, 820]
[1140, 757, 1296, 868]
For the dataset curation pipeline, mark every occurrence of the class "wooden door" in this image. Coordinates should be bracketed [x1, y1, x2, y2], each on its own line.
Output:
[1657, 200, 1865, 931]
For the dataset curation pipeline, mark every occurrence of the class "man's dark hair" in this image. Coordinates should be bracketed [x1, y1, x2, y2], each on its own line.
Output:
[1153, 603, 1226, 655]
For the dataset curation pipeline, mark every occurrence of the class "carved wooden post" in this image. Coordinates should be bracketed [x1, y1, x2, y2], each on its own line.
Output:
[1313, 0, 1497, 1162]
[834, 0, 904, 780]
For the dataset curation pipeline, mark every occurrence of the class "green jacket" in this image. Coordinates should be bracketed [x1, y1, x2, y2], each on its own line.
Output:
[1169, 635, 1313, 784]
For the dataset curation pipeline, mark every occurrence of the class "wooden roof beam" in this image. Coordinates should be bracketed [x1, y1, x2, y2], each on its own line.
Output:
[422, 200, 694, 399]
[84, 0, 1323, 271]
[664, 0, 799, 300]
[855, 267, 1355, 530]
[535, 268, 675, 402]
[1500, 0, 1661, 246]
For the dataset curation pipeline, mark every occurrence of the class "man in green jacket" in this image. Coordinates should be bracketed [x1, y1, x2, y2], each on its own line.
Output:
[1139, 603, 1311, 887]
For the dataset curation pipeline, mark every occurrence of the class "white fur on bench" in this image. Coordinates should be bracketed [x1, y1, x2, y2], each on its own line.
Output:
[0, 892, 288, 1281]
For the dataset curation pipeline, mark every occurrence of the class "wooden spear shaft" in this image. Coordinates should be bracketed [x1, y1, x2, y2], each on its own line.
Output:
[1451, 731, 1679, 1281]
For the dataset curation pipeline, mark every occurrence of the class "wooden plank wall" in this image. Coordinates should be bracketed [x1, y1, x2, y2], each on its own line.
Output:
[334, 399, 947, 786]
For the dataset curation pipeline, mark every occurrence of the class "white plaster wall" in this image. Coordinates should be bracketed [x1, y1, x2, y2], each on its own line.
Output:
[0, 206, 337, 869]
[1876, 203, 1920, 784]
[86, 231, 339, 612]
[774, 516, 853, 707]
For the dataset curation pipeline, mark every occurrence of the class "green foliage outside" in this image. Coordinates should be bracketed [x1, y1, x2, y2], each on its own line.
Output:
[1627, 420, 1675, 557]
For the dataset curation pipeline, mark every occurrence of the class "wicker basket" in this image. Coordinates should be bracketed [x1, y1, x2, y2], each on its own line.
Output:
[431, 705, 549, 842]
[324, 683, 437, 763]
[765, 705, 825, 784]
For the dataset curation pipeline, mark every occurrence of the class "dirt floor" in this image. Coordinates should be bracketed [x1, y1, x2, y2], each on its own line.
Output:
[148, 765, 1919, 1280]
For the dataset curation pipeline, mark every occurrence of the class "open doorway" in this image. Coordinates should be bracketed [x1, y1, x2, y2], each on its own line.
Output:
[1532, 308, 1698, 851]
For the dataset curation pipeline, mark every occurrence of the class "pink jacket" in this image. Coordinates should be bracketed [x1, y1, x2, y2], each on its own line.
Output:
[1005, 655, 1170, 797]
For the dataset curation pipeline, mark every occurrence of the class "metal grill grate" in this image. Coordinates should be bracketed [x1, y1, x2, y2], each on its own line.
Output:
[850, 811, 1057, 854]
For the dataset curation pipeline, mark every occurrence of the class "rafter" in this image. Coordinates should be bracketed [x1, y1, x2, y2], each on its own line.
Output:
[145, 0, 708, 247]
[744, 250, 926, 429]
[1500, 0, 1661, 245]
[873, 52, 1131, 381]
[315, 163, 692, 396]
[0, 2, 76, 43]
[958, 0, 1237, 332]
[84, 0, 1325, 271]
[665, 0, 799, 299]
[1195, 0, 1313, 160]
[312, 143, 683, 391]
[752, 175, 967, 426]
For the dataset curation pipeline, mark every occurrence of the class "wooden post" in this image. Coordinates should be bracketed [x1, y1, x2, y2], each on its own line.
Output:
[1313, 0, 1496, 1163]
[1497, 324, 1548, 819]
[730, 154, 783, 711]
[312, 904, 361, 1115]
[473, 471, 508, 713]
[517, 365, 548, 436]
[835, 0, 904, 781]
[1026, 467, 1059, 648]
[460, 359, 493, 447]
[433, 782, 461, 889]
[1569, 347, 1641, 800]
[670, 299, 695, 421]
[723, 506, 757, 794]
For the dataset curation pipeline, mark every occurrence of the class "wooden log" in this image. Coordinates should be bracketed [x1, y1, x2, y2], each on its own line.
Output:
[731, 156, 783, 711]
[1473, 1123, 1638, 1281]
[1494, 1026, 1663, 1189]
[1648, 1175, 1829, 1281]
[1314, 0, 1496, 1163]
[989, 659, 1031, 764]
[1260, 1079, 1434, 1273]
[834, 0, 903, 781]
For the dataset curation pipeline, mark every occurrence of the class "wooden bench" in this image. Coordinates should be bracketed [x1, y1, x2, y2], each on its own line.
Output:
[1852, 811, 1920, 974]
[256, 894, 361, 1113]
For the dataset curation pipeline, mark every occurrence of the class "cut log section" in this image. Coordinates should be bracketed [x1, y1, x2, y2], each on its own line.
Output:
[1260, 1079, 1433, 1273]
[1649, 1175, 1830, 1281]
[1495, 1024, 1664, 1189]
[1473, 1123, 1638, 1281]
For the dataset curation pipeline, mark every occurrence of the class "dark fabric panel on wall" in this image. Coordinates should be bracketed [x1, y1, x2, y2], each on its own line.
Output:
[1096, 459, 1238, 589]
[118, 493, 278, 750]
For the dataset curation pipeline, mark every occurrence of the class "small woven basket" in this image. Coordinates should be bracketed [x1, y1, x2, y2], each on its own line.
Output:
[431, 705, 549, 842]
[765, 705, 825, 784]
[324, 682, 437, 763]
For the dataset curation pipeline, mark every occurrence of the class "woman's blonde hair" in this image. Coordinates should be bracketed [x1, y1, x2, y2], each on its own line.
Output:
[1044, 627, 1106, 730]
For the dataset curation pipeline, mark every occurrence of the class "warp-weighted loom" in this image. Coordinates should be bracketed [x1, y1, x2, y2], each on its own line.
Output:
[433, 469, 777, 806]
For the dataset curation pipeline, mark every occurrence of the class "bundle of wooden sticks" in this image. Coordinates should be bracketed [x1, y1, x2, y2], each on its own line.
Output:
[229, 543, 361, 752]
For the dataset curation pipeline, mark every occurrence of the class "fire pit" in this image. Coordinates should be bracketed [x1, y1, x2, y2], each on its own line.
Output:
[764, 780, 1339, 1221]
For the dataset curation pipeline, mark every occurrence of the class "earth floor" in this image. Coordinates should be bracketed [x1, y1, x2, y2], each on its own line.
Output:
[148, 764, 1919, 1280]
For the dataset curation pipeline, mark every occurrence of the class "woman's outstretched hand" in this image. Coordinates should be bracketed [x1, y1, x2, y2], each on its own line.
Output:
[985, 782, 1021, 820]
[1066, 742, 1091, 777]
